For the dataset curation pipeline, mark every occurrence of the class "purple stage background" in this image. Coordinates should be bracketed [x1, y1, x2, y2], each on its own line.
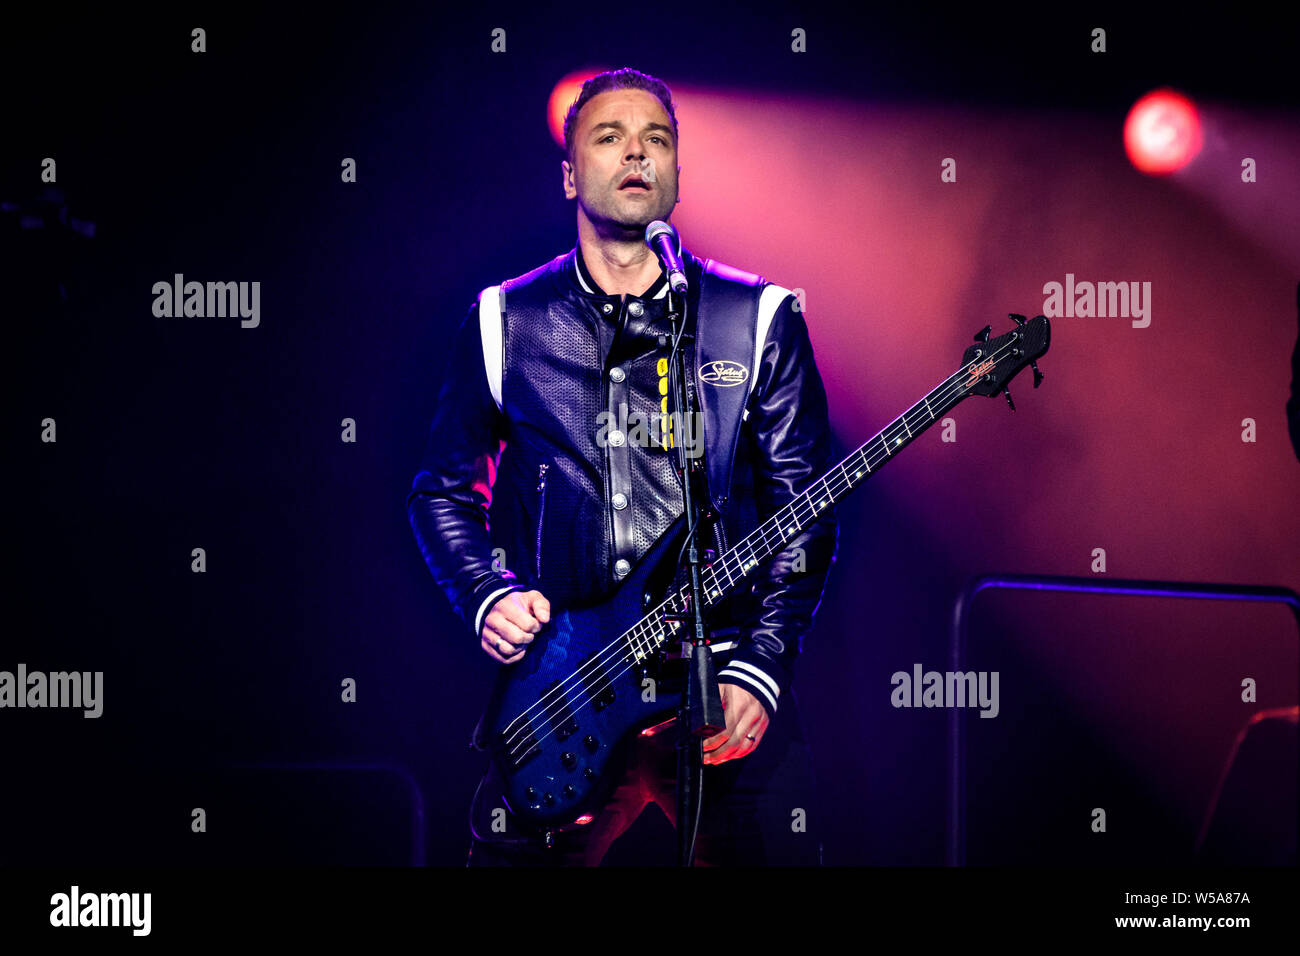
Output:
[6, 6, 1297, 866]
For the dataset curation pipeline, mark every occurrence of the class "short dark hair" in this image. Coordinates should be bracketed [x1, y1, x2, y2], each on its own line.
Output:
[563, 67, 679, 166]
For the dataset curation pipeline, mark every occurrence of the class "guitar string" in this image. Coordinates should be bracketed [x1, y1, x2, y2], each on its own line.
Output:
[495, 448, 866, 754]
[499, 334, 1024, 758]
[501, 411, 955, 762]
[498, 334, 1027, 759]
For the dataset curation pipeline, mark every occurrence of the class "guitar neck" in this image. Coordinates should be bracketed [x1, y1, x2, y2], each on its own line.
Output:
[623, 363, 976, 660]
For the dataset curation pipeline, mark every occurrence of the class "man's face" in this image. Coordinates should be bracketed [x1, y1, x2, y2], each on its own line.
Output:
[563, 88, 680, 236]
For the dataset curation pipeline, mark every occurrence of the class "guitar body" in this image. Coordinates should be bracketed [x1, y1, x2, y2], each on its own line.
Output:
[481, 515, 692, 829]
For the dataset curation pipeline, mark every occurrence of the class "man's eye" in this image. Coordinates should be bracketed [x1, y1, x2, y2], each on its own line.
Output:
[601, 134, 617, 143]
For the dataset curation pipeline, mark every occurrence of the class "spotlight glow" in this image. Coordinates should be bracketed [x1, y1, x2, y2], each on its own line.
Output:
[1124, 88, 1203, 175]
[548, 70, 605, 149]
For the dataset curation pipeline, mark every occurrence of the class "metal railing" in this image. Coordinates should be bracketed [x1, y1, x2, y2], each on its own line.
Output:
[947, 574, 1300, 866]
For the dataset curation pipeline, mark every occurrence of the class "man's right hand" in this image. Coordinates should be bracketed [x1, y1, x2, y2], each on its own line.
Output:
[481, 589, 551, 664]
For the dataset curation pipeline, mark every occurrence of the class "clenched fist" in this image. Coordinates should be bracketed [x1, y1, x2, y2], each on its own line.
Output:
[481, 589, 550, 664]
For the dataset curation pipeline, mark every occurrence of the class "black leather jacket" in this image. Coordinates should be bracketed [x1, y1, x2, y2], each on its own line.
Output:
[406, 243, 837, 717]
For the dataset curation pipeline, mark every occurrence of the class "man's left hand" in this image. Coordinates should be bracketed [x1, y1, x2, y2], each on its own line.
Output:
[702, 683, 770, 764]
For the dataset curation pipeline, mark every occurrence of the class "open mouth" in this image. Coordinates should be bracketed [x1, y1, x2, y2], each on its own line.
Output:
[619, 177, 652, 191]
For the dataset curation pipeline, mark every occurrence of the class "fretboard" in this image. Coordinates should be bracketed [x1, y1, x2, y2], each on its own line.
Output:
[622, 363, 976, 662]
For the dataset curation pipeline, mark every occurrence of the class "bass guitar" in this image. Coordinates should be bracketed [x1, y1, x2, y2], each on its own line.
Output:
[480, 313, 1051, 827]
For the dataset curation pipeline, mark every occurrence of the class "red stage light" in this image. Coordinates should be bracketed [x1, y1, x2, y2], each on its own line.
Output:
[548, 70, 605, 149]
[1124, 88, 1203, 175]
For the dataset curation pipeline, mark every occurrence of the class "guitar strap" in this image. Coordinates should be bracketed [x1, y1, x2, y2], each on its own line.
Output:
[691, 257, 765, 543]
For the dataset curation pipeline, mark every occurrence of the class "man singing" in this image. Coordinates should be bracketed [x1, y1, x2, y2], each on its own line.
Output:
[407, 67, 837, 865]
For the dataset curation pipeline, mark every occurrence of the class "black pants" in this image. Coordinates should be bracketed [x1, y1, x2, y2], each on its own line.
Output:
[466, 686, 823, 866]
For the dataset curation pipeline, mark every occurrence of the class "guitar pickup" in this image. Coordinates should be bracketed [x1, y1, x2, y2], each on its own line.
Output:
[546, 680, 580, 740]
[579, 653, 617, 711]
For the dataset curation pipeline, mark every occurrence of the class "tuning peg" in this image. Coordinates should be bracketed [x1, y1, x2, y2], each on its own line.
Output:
[1004, 388, 1016, 412]
[973, 325, 991, 343]
[1031, 359, 1044, 388]
[1008, 313, 1026, 326]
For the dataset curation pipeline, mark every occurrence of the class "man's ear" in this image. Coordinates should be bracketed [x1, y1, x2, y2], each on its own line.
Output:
[562, 159, 576, 198]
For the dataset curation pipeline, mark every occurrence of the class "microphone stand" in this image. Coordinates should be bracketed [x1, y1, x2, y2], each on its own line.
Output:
[663, 280, 727, 867]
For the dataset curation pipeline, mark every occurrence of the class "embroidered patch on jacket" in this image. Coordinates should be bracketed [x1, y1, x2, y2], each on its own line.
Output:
[699, 360, 749, 387]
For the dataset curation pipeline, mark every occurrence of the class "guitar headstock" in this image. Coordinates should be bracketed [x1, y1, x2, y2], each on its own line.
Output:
[961, 313, 1051, 410]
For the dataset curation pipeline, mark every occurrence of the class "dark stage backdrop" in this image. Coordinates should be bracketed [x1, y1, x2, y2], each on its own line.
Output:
[5, 6, 1297, 867]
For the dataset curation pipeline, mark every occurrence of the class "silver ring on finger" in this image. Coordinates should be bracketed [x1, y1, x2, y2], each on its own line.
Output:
[746, 733, 757, 741]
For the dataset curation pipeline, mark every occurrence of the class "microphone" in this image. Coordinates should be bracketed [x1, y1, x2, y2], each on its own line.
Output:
[645, 220, 688, 295]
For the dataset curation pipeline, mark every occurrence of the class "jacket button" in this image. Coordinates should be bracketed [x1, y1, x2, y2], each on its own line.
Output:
[628, 301, 644, 316]
[611, 493, 628, 510]
[609, 366, 626, 383]
[608, 429, 625, 447]
[602, 302, 614, 314]
[614, 559, 631, 577]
